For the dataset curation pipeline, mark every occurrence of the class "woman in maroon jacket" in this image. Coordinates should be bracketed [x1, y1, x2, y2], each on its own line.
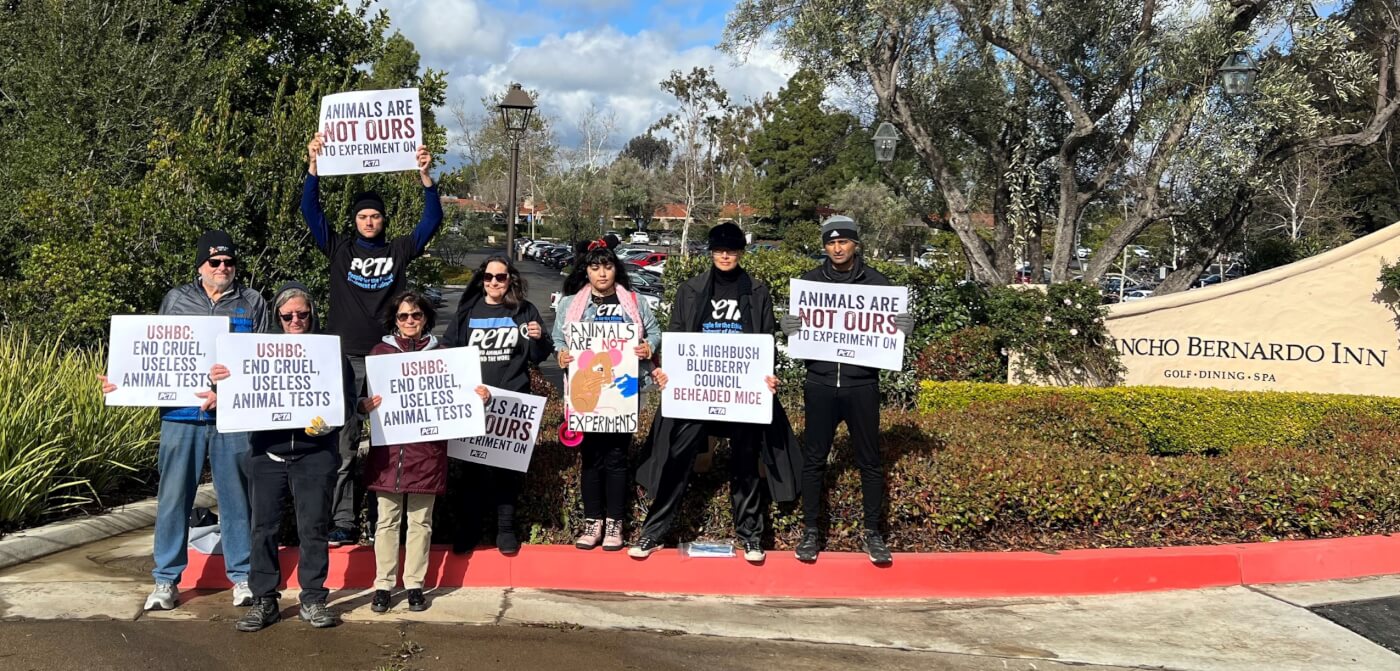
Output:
[359, 291, 487, 613]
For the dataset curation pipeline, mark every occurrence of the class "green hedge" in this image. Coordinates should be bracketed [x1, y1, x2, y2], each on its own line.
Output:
[918, 381, 1400, 455]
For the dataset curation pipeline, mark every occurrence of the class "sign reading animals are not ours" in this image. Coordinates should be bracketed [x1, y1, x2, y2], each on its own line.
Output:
[316, 88, 421, 175]
[787, 279, 910, 371]
[215, 333, 345, 433]
[565, 322, 641, 433]
[104, 315, 228, 407]
[448, 386, 547, 473]
[366, 347, 486, 445]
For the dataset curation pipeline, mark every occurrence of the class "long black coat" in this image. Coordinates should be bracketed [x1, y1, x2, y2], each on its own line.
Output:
[635, 270, 804, 503]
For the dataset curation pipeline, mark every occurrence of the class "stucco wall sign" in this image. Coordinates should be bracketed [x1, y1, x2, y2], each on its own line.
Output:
[1105, 221, 1400, 397]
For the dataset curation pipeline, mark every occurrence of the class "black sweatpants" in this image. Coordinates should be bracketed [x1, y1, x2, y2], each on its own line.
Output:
[801, 381, 883, 531]
[580, 432, 630, 520]
[639, 423, 766, 543]
[331, 355, 368, 530]
[245, 447, 339, 604]
[450, 462, 521, 542]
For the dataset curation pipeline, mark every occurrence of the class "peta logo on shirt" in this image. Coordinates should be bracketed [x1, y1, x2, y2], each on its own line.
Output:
[592, 304, 625, 322]
[710, 299, 740, 321]
[348, 256, 395, 290]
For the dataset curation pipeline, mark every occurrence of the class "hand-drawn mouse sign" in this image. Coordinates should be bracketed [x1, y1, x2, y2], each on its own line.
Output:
[565, 322, 640, 433]
[316, 88, 421, 175]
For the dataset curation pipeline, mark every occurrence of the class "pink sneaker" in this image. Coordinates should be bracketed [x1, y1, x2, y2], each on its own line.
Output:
[601, 518, 624, 552]
[574, 518, 604, 549]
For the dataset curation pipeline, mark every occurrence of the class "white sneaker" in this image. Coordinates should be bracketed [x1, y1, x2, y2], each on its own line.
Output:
[232, 581, 253, 607]
[742, 540, 766, 563]
[144, 583, 178, 611]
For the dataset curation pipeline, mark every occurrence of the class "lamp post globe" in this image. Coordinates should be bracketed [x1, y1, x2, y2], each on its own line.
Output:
[1218, 51, 1259, 98]
[873, 121, 900, 163]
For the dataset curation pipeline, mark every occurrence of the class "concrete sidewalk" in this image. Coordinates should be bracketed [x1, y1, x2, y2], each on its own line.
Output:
[1, 529, 1397, 671]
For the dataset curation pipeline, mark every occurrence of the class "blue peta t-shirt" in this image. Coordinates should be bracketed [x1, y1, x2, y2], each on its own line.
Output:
[590, 293, 625, 323]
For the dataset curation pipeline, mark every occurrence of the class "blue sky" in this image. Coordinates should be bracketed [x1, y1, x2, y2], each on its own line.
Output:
[368, 0, 795, 157]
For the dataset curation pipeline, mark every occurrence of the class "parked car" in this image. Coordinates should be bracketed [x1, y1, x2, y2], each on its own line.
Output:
[422, 286, 444, 307]
[633, 252, 667, 267]
[1196, 274, 1222, 288]
[641, 260, 665, 276]
[630, 231, 651, 244]
[628, 270, 664, 294]
[1122, 289, 1154, 302]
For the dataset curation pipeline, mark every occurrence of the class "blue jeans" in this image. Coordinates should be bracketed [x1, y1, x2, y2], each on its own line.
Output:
[153, 420, 251, 585]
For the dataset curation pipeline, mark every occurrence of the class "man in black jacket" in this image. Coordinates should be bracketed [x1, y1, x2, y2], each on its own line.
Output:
[202, 282, 356, 631]
[630, 223, 800, 563]
[781, 215, 912, 565]
[302, 133, 443, 545]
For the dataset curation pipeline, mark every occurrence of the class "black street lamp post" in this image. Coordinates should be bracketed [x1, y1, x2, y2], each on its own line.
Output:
[497, 83, 536, 259]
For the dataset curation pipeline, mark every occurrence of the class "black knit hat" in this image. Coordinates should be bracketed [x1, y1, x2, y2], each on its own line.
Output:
[707, 222, 746, 251]
[194, 230, 237, 270]
[349, 191, 387, 219]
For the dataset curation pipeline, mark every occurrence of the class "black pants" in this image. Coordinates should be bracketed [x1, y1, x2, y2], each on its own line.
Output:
[801, 381, 883, 531]
[450, 462, 521, 543]
[245, 447, 339, 604]
[639, 423, 766, 543]
[580, 432, 630, 520]
[332, 355, 368, 530]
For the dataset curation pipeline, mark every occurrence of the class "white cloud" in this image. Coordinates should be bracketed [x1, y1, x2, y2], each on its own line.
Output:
[370, 1, 797, 158]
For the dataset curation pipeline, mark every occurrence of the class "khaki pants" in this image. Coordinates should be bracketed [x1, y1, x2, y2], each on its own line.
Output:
[374, 492, 435, 590]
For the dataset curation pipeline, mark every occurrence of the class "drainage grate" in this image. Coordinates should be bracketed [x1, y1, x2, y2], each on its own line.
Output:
[1310, 596, 1400, 654]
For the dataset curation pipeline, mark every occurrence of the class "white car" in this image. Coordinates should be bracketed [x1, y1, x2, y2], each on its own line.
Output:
[1122, 289, 1154, 302]
[630, 231, 650, 244]
[641, 260, 665, 276]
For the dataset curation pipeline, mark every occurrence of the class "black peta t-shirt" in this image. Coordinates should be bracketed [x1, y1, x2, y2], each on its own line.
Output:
[465, 302, 532, 392]
[326, 236, 418, 356]
[702, 277, 743, 334]
[590, 293, 626, 323]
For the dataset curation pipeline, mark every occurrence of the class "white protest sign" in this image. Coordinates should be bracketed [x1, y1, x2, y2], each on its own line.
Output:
[565, 322, 641, 433]
[215, 334, 345, 433]
[448, 386, 547, 473]
[104, 315, 228, 407]
[787, 279, 910, 371]
[661, 333, 774, 424]
[366, 346, 485, 445]
[316, 88, 421, 176]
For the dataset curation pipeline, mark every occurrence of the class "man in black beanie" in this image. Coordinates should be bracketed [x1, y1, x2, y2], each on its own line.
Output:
[302, 133, 443, 545]
[780, 215, 913, 566]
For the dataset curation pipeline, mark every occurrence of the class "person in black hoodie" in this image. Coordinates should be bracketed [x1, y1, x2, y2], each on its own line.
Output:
[629, 223, 802, 563]
[781, 215, 913, 566]
[201, 282, 355, 632]
[442, 255, 554, 555]
[302, 133, 444, 545]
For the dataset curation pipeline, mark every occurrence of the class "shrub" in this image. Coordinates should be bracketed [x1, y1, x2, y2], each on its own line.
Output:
[914, 326, 1006, 382]
[918, 381, 1400, 455]
[0, 329, 159, 534]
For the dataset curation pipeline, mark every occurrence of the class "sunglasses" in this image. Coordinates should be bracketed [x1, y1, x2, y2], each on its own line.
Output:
[278, 311, 310, 322]
[396, 311, 425, 322]
[482, 272, 510, 284]
[206, 258, 236, 268]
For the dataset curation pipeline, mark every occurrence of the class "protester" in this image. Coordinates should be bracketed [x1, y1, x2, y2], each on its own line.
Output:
[442, 256, 554, 555]
[781, 215, 913, 565]
[630, 223, 801, 563]
[98, 230, 267, 610]
[201, 282, 353, 632]
[551, 242, 661, 551]
[302, 133, 443, 547]
[360, 291, 489, 612]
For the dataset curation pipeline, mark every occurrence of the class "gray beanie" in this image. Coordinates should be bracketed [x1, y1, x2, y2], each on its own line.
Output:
[820, 215, 859, 242]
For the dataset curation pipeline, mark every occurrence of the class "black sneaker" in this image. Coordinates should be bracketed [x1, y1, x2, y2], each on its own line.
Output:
[862, 530, 893, 565]
[627, 536, 663, 559]
[496, 529, 521, 555]
[407, 589, 426, 612]
[326, 526, 358, 547]
[370, 589, 391, 613]
[794, 528, 820, 562]
[299, 602, 338, 628]
[235, 597, 280, 632]
[741, 539, 765, 563]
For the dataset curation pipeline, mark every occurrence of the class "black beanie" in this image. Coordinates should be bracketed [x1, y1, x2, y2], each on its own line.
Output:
[707, 222, 746, 251]
[349, 191, 387, 220]
[194, 230, 237, 270]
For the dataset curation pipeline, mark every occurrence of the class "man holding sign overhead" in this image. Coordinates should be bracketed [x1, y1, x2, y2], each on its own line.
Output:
[303, 90, 443, 546]
[781, 215, 913, 566]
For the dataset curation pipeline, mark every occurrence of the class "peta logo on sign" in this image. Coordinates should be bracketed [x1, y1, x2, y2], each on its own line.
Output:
[362, 159, 380, 168]
[270, 412, 292, 422]
[837, 349, 856, 358]
[708, 406, 727, 416]
[420, 426, 439, 436]
[158, 392, 177, 401]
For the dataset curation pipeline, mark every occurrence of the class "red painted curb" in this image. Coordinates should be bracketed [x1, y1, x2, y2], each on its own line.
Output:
[180, 534, 1400, 598]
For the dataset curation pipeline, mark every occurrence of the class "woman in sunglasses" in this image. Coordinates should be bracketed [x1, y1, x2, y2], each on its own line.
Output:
[551, 240, 661, 551]
[359, 291, 489, 613]
[442, 256, 554, 555]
